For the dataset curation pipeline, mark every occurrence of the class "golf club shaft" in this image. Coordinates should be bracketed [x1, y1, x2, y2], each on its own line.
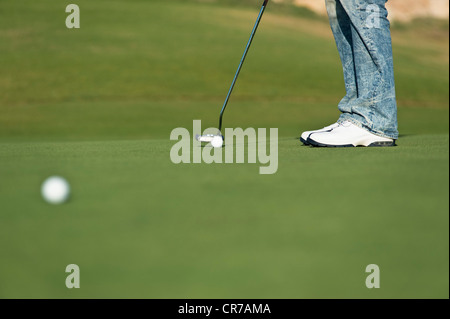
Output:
[218, 0, 269, 133]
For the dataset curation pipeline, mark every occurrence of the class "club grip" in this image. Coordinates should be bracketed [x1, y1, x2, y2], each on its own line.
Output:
[263, 0, 269, 5]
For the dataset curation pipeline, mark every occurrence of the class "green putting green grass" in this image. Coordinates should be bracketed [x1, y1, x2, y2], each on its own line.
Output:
[0, 0, 448, 298]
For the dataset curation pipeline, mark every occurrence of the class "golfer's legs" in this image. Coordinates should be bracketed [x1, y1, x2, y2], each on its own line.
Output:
[337, 0, 398, 139]
[325, 0, 357, 111]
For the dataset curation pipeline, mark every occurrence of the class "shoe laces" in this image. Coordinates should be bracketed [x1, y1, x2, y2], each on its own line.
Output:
[338, 120, 352, 128]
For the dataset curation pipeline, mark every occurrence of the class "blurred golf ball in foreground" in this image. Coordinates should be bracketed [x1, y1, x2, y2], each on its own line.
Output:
[41, 176, 70, 204]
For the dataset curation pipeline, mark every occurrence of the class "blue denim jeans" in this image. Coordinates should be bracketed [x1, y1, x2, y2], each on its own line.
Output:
[326, 0, 398, 139]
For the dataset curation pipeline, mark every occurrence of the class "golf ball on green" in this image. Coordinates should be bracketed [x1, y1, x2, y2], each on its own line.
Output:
[211, 136, 223, 148]
[41, 176, 70, 204]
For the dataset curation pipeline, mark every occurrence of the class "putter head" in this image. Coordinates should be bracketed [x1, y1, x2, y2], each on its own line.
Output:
[195, 134, 216, 143]
[196, 133, 224, 148]
[195, 131, 223, 143]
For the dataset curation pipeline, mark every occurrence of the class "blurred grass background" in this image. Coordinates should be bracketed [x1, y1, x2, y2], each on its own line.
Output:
[0, 0, 448, 298]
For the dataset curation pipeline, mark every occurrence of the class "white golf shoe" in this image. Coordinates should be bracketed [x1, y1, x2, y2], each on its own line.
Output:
[300, 122, 340, 145]
[307, 120, 396, 147]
